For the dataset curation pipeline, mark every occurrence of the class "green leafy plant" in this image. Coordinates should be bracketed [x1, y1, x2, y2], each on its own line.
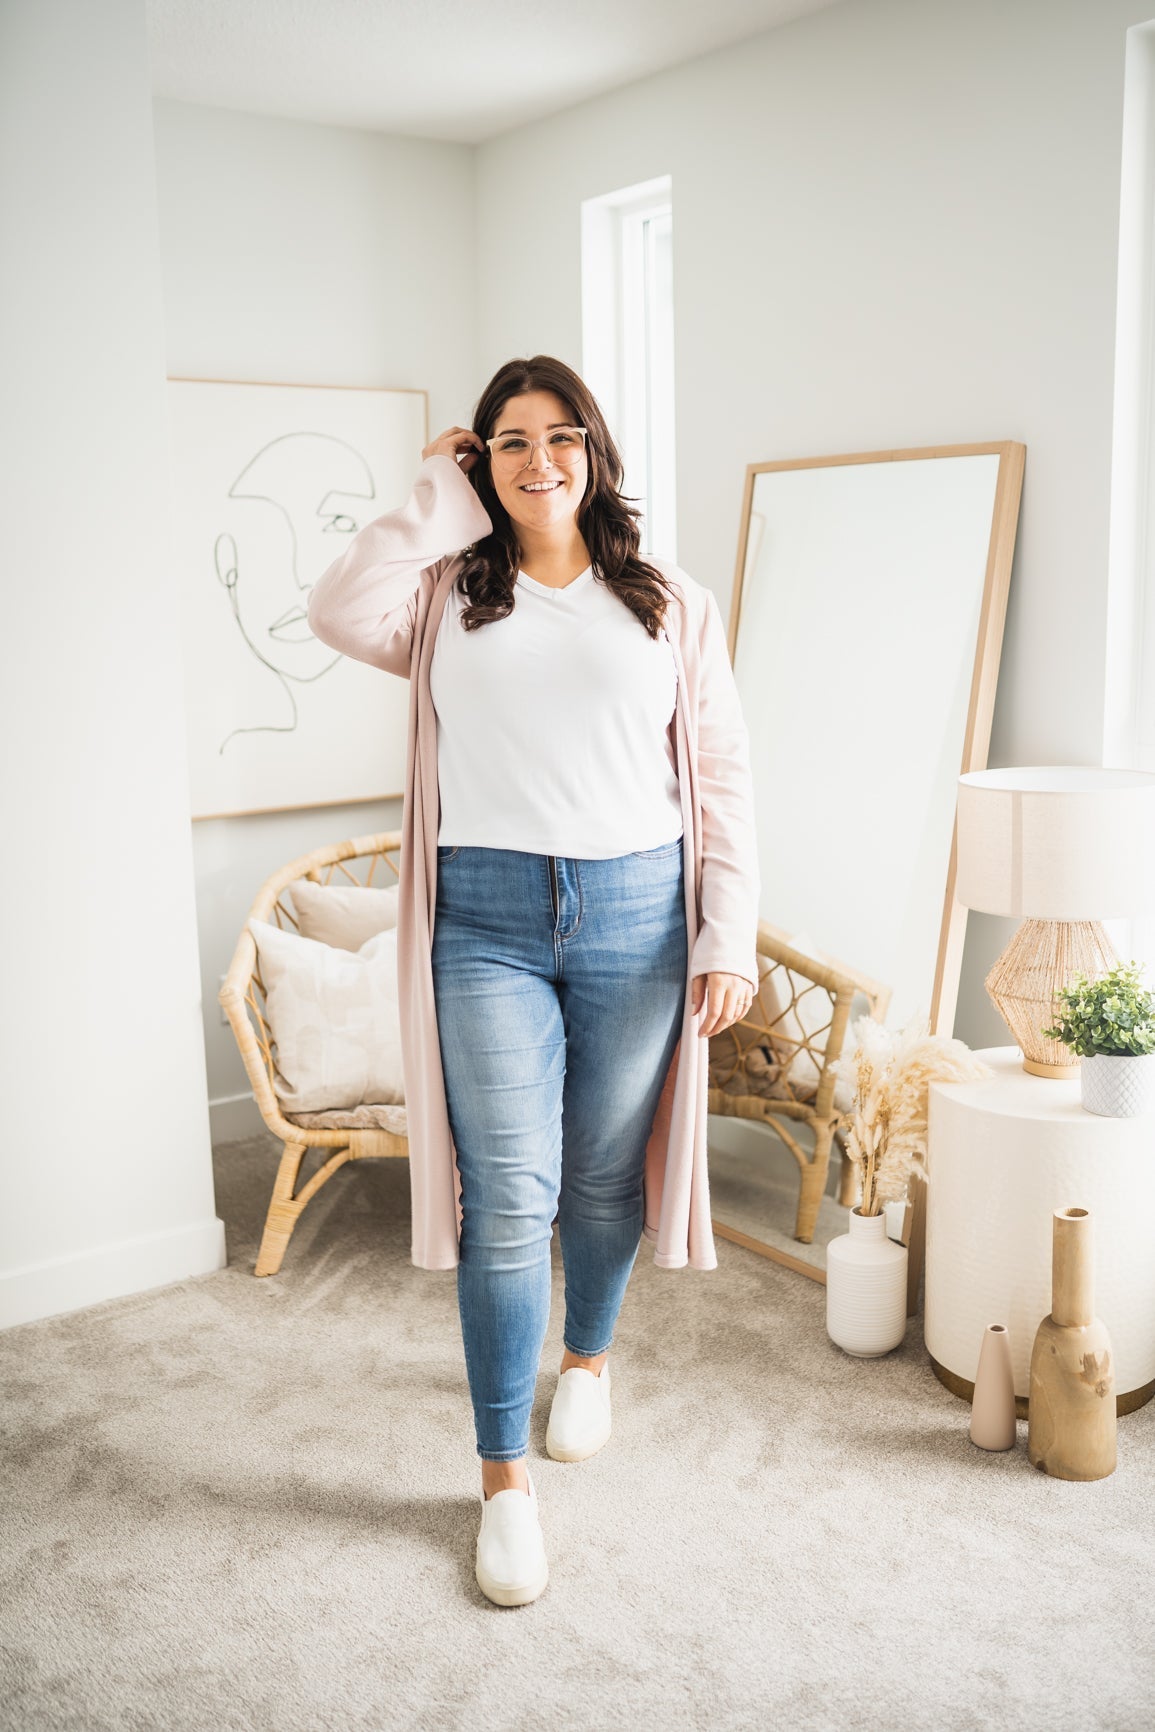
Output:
[1042, 960, 1155, 1058]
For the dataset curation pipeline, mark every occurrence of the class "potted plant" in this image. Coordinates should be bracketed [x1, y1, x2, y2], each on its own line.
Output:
[828, 1015, 993, 1356]
[1041, 960, 1155, 1118]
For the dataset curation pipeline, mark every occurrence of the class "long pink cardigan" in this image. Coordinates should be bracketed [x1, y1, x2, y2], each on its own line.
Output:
[306, 454, 761, 1272]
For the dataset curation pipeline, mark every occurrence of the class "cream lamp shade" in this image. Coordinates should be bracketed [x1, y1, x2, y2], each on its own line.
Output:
[957, 767, 1155, 918]
[955, 767, 1155, 1076]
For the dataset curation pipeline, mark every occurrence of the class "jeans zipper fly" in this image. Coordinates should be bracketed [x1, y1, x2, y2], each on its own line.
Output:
[548, 854, 559, 924]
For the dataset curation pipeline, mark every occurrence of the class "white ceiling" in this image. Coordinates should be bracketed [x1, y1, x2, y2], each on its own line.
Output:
[146, 0, 843, 144]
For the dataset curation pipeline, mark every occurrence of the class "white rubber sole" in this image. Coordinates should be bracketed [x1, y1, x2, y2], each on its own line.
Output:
[475, 1553, 550, 1607]
[544, 1414, 612, 1462]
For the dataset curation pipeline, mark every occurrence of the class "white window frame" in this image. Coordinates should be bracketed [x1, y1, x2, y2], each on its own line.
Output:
[1105, 20, 1155, 971]
[581, 176, 676, 560]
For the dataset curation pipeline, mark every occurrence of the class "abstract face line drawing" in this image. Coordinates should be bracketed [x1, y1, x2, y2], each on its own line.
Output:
[211, 430, 375, 755]
[169, 375, 425, 818]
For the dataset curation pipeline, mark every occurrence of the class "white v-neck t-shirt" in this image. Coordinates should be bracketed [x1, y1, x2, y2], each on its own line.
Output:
[429, 563, 683, 858]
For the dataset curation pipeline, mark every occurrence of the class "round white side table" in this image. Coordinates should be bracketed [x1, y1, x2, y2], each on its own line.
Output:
[925, 1045, 1155, 1416]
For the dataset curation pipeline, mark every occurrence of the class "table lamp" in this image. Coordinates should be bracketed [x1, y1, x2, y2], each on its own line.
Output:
[955, 766, 1155, 1077]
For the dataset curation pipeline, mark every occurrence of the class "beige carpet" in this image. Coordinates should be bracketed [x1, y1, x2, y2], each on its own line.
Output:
[2, 1133, 1154, 1731]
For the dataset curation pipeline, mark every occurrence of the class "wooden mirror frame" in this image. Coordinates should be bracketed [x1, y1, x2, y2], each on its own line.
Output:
[713, 440, 1026, 1298]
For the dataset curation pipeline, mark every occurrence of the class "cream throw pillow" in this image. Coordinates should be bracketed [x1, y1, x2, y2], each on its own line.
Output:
[248, 917, 404, 1112]
[289, 877, 400, 953]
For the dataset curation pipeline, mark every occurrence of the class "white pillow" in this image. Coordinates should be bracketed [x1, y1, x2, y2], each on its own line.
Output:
[248, 917, 404, 1112]
[289, 877, 400, 953]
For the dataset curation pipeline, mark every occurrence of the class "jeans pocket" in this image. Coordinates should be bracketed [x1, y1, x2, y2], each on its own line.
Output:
[629, 838, 683, 859]
[436, 844, 461, 862]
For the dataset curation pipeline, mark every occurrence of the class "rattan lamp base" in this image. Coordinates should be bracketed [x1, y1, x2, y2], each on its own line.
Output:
[984, 917, 1119, 1076]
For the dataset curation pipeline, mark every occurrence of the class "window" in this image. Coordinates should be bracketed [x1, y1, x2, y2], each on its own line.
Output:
[581, 176, 676, 560]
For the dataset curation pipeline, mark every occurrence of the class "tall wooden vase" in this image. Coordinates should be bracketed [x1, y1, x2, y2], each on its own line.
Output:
[1027, 1207, 1116, 1481]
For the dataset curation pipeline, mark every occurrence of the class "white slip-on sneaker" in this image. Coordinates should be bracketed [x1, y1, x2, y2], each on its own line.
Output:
[475, 1467, 549, 1607]
[545, 1360, 612, 1462]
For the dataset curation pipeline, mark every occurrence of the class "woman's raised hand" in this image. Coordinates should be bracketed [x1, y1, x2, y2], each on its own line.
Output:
[423, 425, 487, 475]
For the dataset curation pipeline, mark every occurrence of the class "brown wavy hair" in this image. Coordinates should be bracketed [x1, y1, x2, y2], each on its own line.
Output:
[453, 355, 677, 639]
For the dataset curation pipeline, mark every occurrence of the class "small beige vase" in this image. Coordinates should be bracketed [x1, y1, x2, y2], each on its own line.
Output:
[970, 1324, 1016, 1450]
[1027, 1207, 1117, 1481]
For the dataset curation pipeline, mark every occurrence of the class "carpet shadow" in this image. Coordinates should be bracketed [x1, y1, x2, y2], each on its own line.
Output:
[851, 1416, 1030, 1465]
[83, 1430, 486, 1564]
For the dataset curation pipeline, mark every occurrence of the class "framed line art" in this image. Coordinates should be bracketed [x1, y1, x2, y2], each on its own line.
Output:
[165, 377, 428, 819]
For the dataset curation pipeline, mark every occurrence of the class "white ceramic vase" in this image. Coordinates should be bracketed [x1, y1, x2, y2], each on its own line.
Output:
[1080, 1051, 1155, 1118]
[826, 1206, 908, 1357]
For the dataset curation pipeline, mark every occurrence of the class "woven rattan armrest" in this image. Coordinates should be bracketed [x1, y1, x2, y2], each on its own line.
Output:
[706, 920, 890, 1243]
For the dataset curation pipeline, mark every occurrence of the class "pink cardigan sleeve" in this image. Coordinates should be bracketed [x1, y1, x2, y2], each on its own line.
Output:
[306, 453, 493, 678]
[686, 586, 762, 994]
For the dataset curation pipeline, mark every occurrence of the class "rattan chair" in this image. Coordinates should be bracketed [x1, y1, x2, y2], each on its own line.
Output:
[219, 830, 407, 1277]
[707, 920, 891, 1244]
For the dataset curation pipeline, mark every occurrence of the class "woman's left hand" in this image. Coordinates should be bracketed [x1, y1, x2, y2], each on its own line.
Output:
[691, 972, 756, 1038]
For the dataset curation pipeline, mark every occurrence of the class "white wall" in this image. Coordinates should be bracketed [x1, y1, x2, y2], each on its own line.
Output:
[0, 0, 224, 1326]
[473, 0, 1154, 1046]
[150, 102, 478, 1130]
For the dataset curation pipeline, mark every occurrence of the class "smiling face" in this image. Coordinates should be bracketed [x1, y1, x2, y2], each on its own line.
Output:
[486, 389, 589, 533]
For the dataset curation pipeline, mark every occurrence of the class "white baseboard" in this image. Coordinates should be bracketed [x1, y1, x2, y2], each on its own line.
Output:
[0, 1215, 227, 1332]
[209, 1090, 267, 1144]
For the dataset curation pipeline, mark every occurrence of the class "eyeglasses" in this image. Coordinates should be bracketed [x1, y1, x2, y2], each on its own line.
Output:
[484, 427, 588, 467]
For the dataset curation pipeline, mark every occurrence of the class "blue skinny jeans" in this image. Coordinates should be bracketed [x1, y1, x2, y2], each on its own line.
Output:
[430, 842, 687, 1462]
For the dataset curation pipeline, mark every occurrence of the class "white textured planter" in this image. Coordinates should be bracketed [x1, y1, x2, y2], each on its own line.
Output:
[826, 1206, 908, 1357]
[1080, 1051, 1155, 1118]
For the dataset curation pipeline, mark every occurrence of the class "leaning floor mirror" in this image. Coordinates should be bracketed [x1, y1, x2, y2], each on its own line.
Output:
[706, 441, 1026, 1289]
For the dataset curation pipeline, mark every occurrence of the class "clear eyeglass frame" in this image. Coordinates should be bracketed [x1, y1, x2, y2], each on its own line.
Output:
[484, 426, 589, 467]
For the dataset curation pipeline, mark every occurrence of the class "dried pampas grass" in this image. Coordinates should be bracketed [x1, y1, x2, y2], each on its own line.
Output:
[831, 1014, 993, 1217]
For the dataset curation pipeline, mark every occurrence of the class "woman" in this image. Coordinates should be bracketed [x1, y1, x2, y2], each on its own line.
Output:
[307, 355, 760, 1608]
